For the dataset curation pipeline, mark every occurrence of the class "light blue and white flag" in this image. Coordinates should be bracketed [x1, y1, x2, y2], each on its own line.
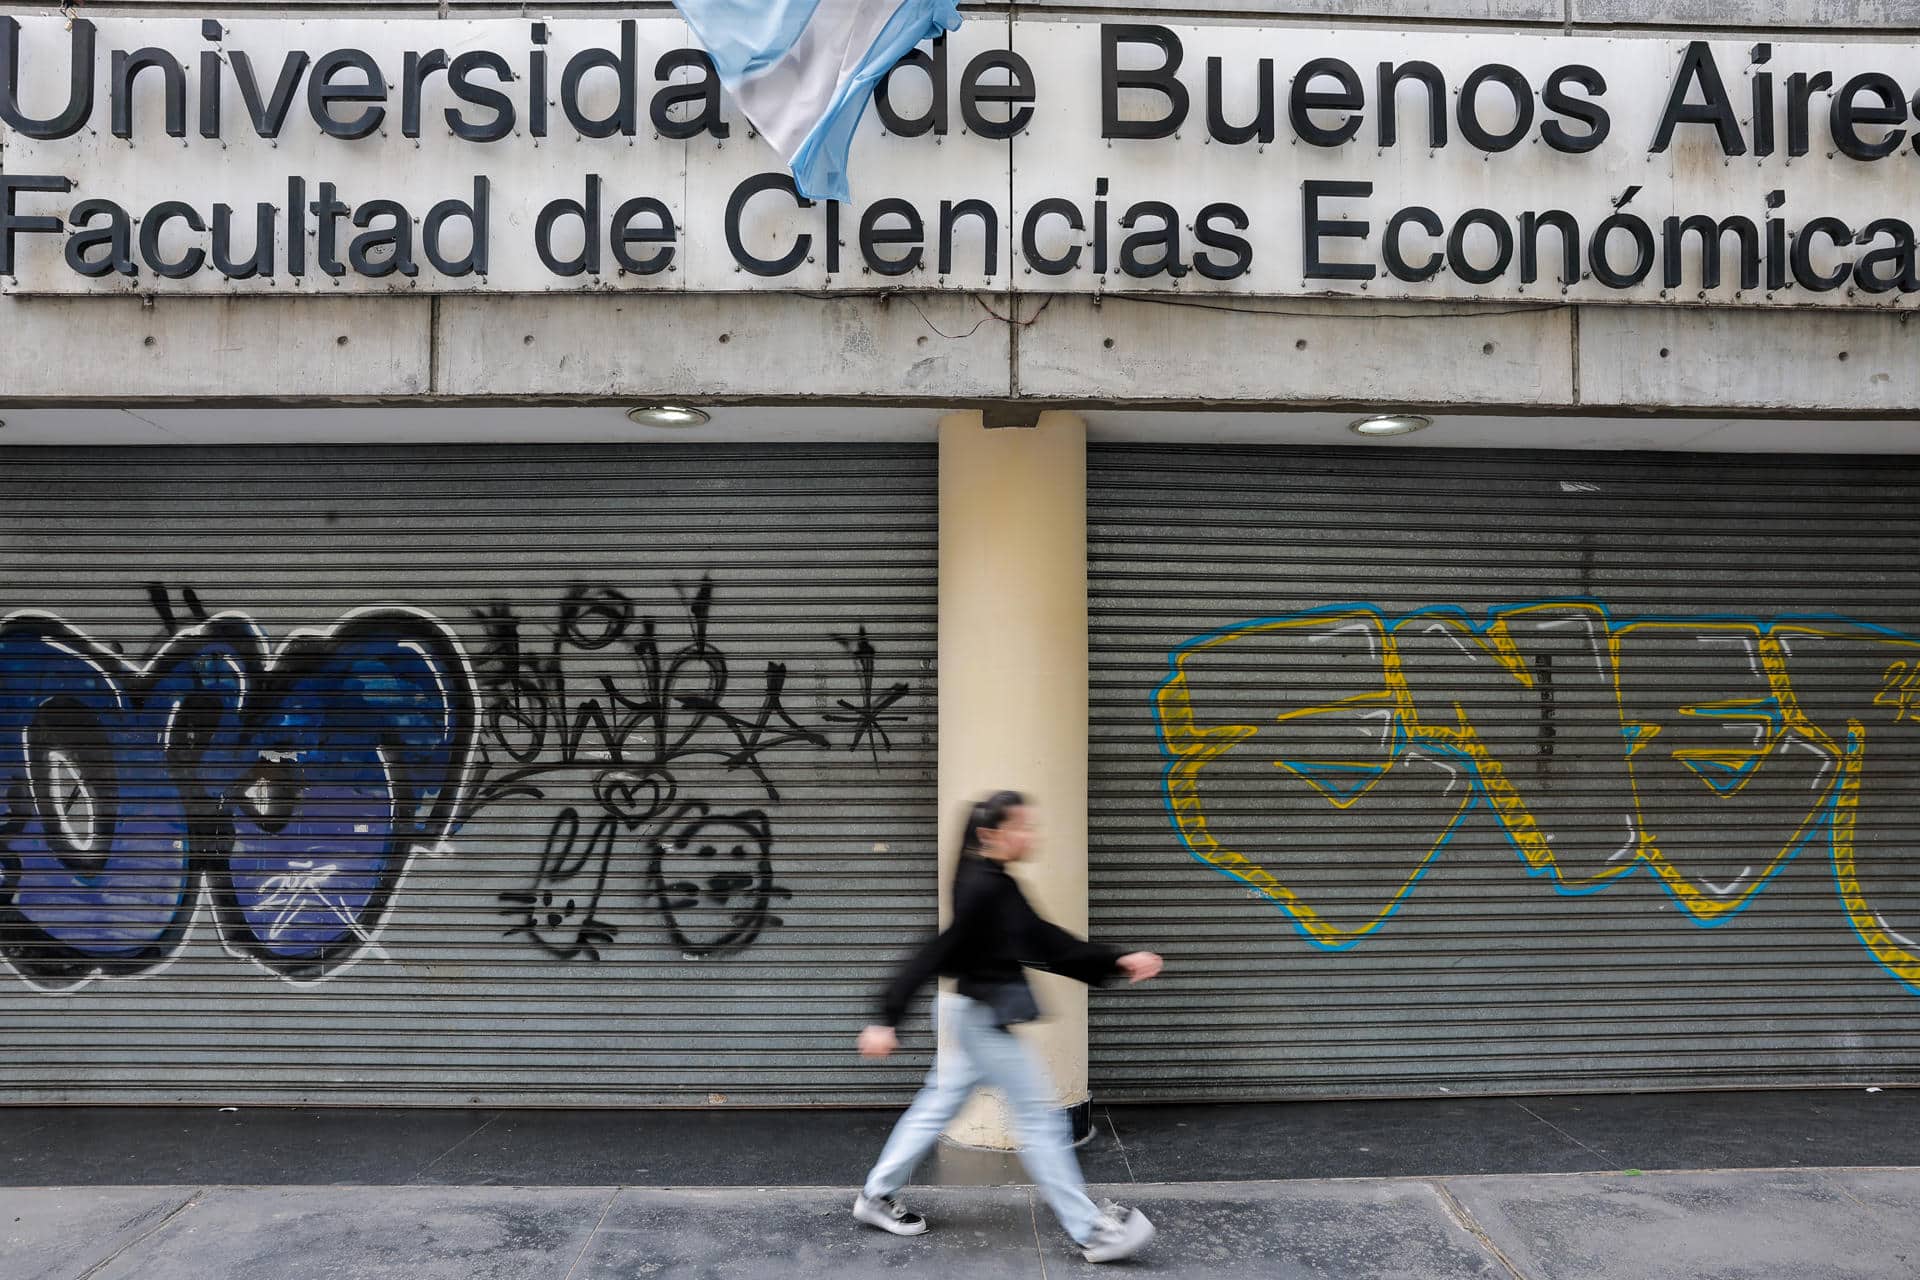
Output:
[673, 0, 963, 204]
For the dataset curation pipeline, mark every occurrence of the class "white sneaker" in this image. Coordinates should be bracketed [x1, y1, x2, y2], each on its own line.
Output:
[853, 1192, 929, 1236]
[1082, 1205, 1155, 1263]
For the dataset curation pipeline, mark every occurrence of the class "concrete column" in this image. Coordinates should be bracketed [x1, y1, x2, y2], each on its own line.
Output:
[936, 409, 1090, 1151]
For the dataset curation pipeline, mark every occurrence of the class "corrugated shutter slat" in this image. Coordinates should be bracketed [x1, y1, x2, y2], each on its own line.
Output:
[1088, 444, 1920, 1100]
[0, 443, 938, 1107]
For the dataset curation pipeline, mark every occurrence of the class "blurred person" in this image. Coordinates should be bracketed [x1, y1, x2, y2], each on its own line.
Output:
[852, 790, 1165, 1264]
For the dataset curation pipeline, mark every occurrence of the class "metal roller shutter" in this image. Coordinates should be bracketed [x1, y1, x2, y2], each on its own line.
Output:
[1089, 443, 1920, 1100]
[0, 443, 937, 1107]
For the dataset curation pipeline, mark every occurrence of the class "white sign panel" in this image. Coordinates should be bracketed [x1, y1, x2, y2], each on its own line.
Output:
[2, 16, 1916, 307]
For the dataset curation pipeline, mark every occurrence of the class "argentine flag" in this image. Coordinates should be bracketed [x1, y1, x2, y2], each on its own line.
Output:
[673, 0, 964, 204]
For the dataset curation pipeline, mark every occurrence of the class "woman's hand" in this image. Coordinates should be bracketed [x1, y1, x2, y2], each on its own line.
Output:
[1118, 951, 1164, 983]
[858, 1025, 899, 1058]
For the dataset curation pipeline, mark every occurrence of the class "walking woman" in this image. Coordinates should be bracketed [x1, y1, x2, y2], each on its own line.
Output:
[852, 791, 1164, 1264]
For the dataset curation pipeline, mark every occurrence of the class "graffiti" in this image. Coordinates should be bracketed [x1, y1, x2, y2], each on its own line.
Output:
[497, 808, 621, 962]
[0, 594, 476, 988]
[825, 627, 913, 764]
[0, 578, 916, 987]
[1876, 661, 1920, 726]
[472, 577, 902, 962]
[1155, 599, 1920, 994]
[650, 804, 788, 959]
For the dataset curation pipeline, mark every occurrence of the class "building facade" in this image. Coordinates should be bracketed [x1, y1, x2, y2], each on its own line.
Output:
[2, 1, 1917, 1135]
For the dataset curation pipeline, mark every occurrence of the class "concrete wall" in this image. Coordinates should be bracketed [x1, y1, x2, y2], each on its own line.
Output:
[17, 2, 1918, 30]
[2, 1, 1914, 415]
[5, 291, 1915, 415]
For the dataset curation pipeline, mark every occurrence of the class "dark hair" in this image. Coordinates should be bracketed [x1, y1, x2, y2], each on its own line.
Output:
[959, 790, 1027, 856]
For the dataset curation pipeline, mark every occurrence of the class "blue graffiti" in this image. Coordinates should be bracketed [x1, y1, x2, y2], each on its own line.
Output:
[0, 608, 476, 987]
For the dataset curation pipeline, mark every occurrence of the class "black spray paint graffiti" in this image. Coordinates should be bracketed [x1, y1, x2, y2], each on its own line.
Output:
[826, 628, 912, 764]
[0, 580, 914, 989]
[468, 578, 912, 961]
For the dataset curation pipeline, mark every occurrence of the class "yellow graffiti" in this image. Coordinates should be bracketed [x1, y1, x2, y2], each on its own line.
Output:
[1392, 602, 1618, 887]
[1157, 611, 1473, 947]
[1271, 694, 1398, 809]
[1770, 625, 1920, 988]
[1606, 622, 1816, 922]
[1158, 605, 1920, 990]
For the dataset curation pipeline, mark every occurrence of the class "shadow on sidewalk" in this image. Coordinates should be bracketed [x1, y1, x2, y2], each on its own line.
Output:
[3, 1087, 1914, 1189]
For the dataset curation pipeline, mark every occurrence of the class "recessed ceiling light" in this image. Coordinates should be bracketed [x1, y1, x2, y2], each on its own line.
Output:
[1349, 414, 1432, 437]
[626, 405, 711, 428]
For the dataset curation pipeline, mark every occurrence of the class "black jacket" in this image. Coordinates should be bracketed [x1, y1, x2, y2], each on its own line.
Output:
[878, 852, 1123, 1030]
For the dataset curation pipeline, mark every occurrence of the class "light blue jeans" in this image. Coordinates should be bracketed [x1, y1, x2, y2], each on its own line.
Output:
[862, 995, 1104, 1245]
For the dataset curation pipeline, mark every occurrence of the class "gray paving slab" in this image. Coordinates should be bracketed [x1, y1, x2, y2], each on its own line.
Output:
[1445, 1169, 1906, 1280]
[83, 1185, 615, 1280]
[574, 1180, 1514, 1280]
[0, 1187, 197, 1280]
[569, 1186, 1046, 1280]
[1104, 1181, 1513, 1280]
[1818, 1171, 1920, 1271]
[10, 1170, 1920, 1280]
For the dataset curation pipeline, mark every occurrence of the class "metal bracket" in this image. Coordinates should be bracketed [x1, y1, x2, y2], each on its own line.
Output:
[981, 405, 1040, 430]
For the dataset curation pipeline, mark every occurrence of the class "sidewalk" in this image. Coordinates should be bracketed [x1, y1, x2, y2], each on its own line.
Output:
[11, 1168, 1920, 1279]
[6, 1090, 1919, 1278]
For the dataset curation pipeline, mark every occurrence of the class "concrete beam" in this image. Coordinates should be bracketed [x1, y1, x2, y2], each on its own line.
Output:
[434, 292, 1013, 402]
[23, 2, 1918, 31]
[0, 295, 432, 401]
[18, 2, 1560, 18]
[1015, 295, 1578, 409]
[5, 290, 1915, 417]
[1571, 0, 1919, 30]
[1003, 0, 1566, 22]
[1577, 306, 1920, 412]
